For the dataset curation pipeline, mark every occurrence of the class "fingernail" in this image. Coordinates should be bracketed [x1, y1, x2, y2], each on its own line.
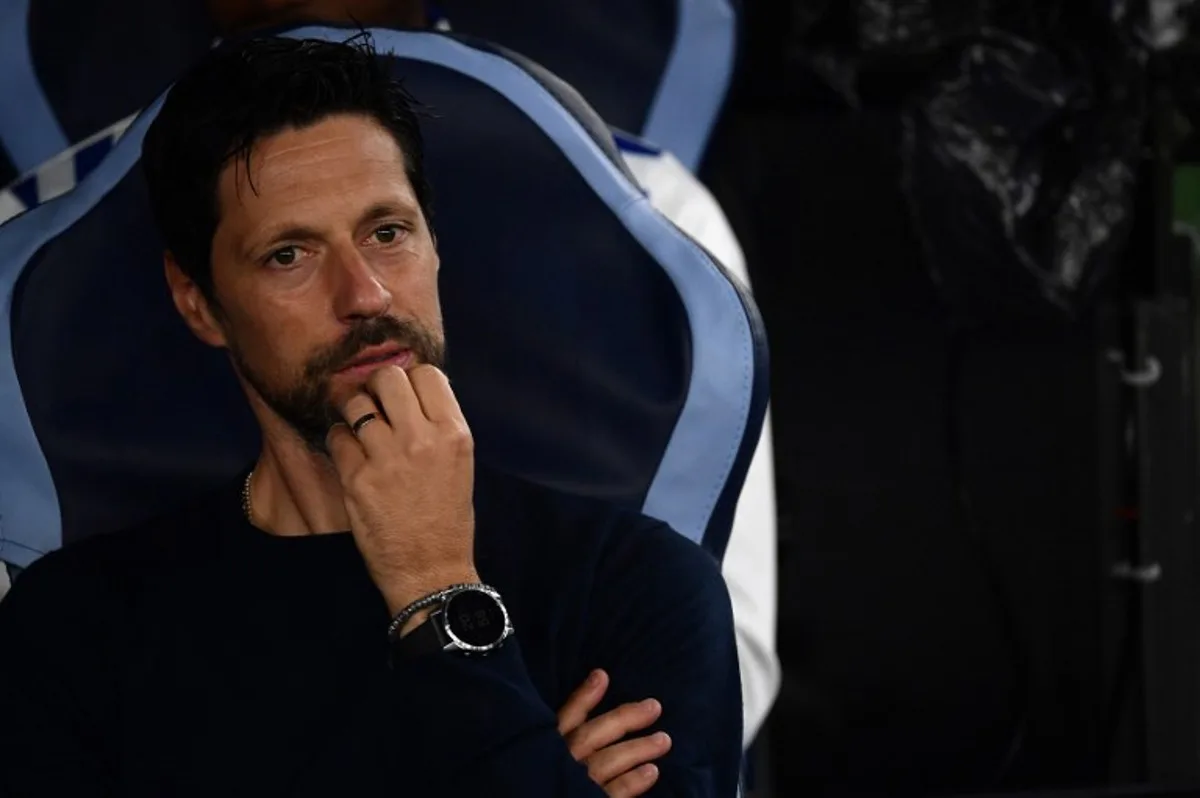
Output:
[654, 731, 671, 746]
[587, 670, 604, 687]
[640, 764, 659, 779]
[641, 699, 660, 712]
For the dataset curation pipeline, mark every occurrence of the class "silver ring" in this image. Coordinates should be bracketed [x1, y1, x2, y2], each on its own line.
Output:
[351, 412, 379, 436]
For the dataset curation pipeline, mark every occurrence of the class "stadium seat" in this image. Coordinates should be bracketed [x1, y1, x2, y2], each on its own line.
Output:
[440, 0, 737, 170]
[0, 0, 212, 179]
[0, 1, 734, 191]
[0, 27, 768, 571]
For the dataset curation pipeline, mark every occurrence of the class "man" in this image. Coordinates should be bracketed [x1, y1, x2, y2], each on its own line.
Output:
[0, 37, 742, 797]
[1, 0, 778, 747]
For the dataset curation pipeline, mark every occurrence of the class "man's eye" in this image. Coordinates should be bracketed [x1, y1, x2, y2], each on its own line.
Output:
[372, 225, 403, 244]
[268, 246, 298, 266]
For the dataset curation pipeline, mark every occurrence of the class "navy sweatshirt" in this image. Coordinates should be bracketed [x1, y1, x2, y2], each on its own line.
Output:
[0, 467, 742, 796]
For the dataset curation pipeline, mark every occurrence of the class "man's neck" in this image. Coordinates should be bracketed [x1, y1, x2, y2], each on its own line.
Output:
[249, 423, 351, 536]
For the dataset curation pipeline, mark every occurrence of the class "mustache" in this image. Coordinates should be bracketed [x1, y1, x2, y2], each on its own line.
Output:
[304, 316, 443, 379]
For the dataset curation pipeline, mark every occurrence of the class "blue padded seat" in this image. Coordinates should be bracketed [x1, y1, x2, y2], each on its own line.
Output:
[0, 0, 213, 176]
[440, 0, 737, 169]
[0, 1, 733, 188]
[0, 28, 767, 569]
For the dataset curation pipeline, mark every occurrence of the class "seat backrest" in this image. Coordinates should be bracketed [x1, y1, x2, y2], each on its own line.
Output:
[440, 0, 737, 170]
[0, 1, 734, 188]
[0, 0, 212, 179]
[0, 27, 767, 570]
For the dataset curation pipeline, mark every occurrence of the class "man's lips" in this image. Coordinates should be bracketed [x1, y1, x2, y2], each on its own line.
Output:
[336, 346, 415, 378]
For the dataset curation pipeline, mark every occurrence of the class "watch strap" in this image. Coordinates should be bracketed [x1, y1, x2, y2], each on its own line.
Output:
[389, 610, 449, 665]
[385, 584, 513, 666]
[386, 582, 484, 641]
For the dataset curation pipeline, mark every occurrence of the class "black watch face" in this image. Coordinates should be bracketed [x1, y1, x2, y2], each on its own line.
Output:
[445, 590, 506, 647]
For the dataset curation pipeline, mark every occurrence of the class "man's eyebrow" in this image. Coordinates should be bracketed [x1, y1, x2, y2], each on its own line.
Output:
[357, 202, 415, 226]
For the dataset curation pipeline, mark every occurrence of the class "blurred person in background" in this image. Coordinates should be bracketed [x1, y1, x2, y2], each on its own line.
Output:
[0, 0, 779, 749]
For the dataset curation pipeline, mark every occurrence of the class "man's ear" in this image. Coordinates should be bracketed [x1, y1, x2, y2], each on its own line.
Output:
[164, 253, 227, 348]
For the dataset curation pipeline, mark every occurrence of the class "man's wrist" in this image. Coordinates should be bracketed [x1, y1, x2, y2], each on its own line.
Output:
[387, 582, 514, 663]
[381, 568, 482, 617]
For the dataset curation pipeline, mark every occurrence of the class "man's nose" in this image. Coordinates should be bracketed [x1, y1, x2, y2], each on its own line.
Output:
[328, 243, 392, 321]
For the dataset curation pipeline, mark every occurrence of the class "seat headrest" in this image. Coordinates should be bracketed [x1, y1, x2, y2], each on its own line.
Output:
[0, 28, 767, 569]
[440, 0, 737, 169]
[0, 0, 213, 175]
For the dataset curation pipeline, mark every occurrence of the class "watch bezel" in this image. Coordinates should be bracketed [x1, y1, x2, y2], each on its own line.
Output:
[439, 585, 513, 654]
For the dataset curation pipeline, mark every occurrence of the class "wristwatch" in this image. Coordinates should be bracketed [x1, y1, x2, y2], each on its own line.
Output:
[389, 584, 514, 664]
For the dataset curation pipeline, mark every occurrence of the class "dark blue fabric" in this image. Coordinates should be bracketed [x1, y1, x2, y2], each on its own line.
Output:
[613, 129, 663, 157]
[441, 0, 674, 136]
[11, 177, 38, 209]
[0, 0, 210, 174]
[0, 30, 765, 567]
[441, 0, 737, 169]
[11, 173, 261, 545]
[71, 136, 114, 181]
[0, 466, 744, 795]
[4, 1, 734, 180]
[0, 0, 67, 173]
[24, 0, 212, 145]
[0, 147, 15, 188]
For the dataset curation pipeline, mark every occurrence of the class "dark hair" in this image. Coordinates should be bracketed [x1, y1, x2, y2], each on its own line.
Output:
[142, 35, 434, 301]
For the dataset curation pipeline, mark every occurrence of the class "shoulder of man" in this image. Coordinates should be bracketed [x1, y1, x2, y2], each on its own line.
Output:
[0, 480, 233, 628]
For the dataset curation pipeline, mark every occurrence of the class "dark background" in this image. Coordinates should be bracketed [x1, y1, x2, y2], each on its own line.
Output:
[704, 0, 1200, 794]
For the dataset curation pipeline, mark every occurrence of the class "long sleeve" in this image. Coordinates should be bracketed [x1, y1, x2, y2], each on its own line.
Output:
[382, 520, 744, 796]
[0, 555, 118, 797]
[0, 482, 744, 797]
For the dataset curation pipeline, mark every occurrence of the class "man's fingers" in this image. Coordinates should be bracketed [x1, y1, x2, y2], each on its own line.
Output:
[603, 764, 661, 798]
[585, 732, 672, 786]
[565, 699, 662, 761]
[406, 365, 465, 426]
[326, 422, 366, 474]
[333, 392, 387, 456]
[338, 392, 383, 429]
[557, 670, 609, 735]
[363, 366, 421, 432]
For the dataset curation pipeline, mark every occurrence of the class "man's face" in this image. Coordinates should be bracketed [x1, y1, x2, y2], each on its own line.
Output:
[206, 113, 444, 452]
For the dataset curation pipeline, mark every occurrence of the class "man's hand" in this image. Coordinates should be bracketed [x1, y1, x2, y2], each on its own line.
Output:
[327, 364, 479, 616]
[558, 669, 673, 797]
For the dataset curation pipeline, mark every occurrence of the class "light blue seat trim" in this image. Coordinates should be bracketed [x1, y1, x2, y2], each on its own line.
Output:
[0, 0, 69, 173]
[0, 28, 755, 564]
[642, 0, 737, 171]
[0, 95, 167, 567]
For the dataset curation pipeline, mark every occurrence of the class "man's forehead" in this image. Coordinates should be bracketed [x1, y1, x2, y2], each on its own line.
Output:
[215, 115, 415, 221]
[226, 115, 408, 186]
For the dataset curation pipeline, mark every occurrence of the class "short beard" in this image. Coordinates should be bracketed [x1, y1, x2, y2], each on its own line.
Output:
[231, 315, 446, 455]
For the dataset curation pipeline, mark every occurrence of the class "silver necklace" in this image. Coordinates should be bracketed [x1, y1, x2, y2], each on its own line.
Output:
[241, 470, 255, 525]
